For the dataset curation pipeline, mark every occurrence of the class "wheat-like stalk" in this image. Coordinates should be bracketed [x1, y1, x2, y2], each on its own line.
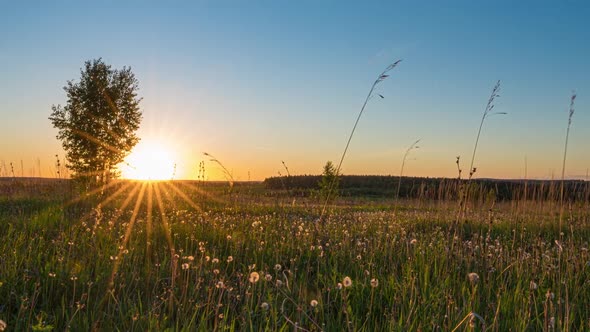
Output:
[319, 59, 402, 221]
[396, 138, 421, 200]
[559, 92, 577, 235]
[203, 152, 234, 190]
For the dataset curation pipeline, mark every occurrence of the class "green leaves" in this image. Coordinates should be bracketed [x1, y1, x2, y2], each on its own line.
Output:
[49, 59, 142, 187]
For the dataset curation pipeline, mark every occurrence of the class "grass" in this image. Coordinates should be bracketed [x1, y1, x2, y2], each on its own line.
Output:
[0, 178, 589, 331]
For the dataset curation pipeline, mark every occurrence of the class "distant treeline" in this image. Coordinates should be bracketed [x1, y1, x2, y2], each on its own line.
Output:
[263, 175, 590, 202]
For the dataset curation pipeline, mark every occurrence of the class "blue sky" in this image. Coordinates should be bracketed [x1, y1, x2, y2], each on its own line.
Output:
[0, 1, 588, 180]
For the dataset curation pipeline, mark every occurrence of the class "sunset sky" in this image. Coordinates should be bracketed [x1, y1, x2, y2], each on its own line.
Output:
[1, 1, 589, 181]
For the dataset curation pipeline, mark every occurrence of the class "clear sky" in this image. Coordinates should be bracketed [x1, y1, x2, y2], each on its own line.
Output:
[1, 1, 589, 181]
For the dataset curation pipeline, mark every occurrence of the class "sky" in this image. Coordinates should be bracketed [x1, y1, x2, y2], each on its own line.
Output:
[0, 1, 589, 181]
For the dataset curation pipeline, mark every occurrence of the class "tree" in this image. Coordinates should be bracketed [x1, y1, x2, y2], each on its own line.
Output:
[318, 161, 339, 201]
[49, 58, 142, 186]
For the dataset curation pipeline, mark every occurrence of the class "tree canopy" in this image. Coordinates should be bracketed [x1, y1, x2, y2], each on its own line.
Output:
[49, 58, 142, 185]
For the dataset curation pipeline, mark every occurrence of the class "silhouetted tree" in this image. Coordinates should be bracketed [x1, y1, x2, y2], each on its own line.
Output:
[318, 161, 339, 200]
[49, 58, 142, 187]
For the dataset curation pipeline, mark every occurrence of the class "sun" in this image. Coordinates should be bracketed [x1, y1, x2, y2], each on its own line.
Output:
[120, 141, 177, 180]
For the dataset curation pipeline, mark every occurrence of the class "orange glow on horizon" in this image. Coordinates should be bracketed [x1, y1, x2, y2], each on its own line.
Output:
[119, 140, 177, 180]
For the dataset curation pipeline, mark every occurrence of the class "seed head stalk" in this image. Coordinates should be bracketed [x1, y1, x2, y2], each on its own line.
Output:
[468, 80, 502, 180]
[559, 92, 576, 237]
[319, 60, 402, 221]
[396, 138, 421, 201]
[461, 80, 504, 218]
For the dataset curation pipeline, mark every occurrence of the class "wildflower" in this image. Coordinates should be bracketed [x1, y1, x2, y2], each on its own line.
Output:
[213, 269, 220, 275]
[265, 274, 272, 281]
[216, 281, 225, 289]
[187, 256, 194, 261]
[274, 264, 282, 271]
[227, 256, 233, 263]
[275, 280, 283, 287]
[530, 281, 538, 290]
[249, 272, 260, 283]
[336, 282, 343, 290]
[212, 258, 219, 264]
[467, 272, 479, 285]
[182, 263, 190, 270]
[261, 302, 270, 311]
[410, 239, 418, 245]
[343, 276, 352, 288]
[310, 300, 318, 307]
[0, 319, 6, 331]
[370, 278, 379, 288]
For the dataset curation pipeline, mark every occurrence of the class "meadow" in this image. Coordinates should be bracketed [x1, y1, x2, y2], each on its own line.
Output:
[0, 177, 589, 331]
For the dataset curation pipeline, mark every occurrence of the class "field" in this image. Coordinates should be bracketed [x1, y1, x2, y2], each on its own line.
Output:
[0, 178, 589, 331]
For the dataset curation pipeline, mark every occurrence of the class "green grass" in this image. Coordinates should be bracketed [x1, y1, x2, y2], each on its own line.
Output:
[0, 179, 589, 331]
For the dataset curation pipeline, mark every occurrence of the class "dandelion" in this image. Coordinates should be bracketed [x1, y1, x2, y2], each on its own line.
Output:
[261, 302, 270, 311]
[530, 280, 538, 290]
[187, 256, 194, 261]
[0, 319, 6, 331]
[212, 258, 219, 264]
[274, 264, 282, 271]
[336, 282, 343, 290]
[182, 263, 190, 270]
[410, 239, 418, 245]
[275, 280, 283, 287]
[227, 256, 233, 263]
[265, 274, 273, 281]
[213, 269, 220, 275]
[249, 271, 260, 283]
[310, 299, 318, 307]
[216, 281, 225, 289]
[467, 272, 479, 285]
[370, 278, 379, 288]
[343, 276, 352, 288]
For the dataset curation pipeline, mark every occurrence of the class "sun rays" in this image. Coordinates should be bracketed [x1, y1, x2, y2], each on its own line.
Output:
[119, 140, 177, 180]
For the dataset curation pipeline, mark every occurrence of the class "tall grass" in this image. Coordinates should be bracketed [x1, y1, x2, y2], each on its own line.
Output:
[320, 60, 402, 221]
[1, 180, 589, 330]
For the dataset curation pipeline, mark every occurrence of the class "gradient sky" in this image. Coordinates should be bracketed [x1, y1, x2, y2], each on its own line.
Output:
[1, 1, 589, 181]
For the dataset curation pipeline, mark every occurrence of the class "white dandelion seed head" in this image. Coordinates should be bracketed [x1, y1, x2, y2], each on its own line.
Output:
[370, 278, 379, 288]
[343, 276, 352, 288]
[249, 271, 260, 283]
